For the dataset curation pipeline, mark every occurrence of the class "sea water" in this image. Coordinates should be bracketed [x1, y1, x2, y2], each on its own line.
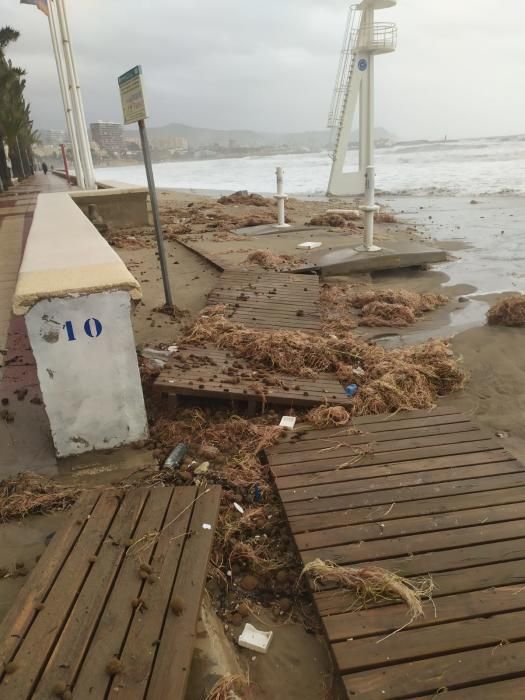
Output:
[96, 134, 525, 197]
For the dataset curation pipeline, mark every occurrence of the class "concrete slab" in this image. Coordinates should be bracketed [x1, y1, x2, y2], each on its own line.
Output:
[294, 240, 448, 275]
[233, 223, 325, 237]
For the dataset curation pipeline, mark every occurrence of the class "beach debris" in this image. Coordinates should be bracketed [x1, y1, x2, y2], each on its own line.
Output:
[244, 250, 302, 271]
[202, 523, 213, 530]
[233, 502, 245, 514]
[279, 415, 297, 430]
[302, 559, 434, 623]
[238, 623, 273, 654]
[345, 383, 359, 397]
[205, 673, 254, 700]
[163, 443, 188, 469]
[105, 657, 124, 677]
[306, 405, 351, 428]
[487, 296, 525, 327]
[170, 595, 186, 616]
[218, 191, 269, 207]
[496, 431, 509, 439]
[297, 241, 322, 250]
[360, 301, 416, 327]
[375, 211, 398, 223]
[194, 461, 210, 475]
[308, 212, 357, 228]
[0, 473, 82, 522]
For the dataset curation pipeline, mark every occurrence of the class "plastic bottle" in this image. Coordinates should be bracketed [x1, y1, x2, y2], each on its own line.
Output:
[345, 384, 359, 398]
[163, 443, 187, 469]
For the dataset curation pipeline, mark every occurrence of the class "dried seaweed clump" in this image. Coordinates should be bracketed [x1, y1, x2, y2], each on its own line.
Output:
[303, 559, 434, 623]
[0, 473, 82, 522]
[309, 212, 359, 227]
[360, 301, 416, 328]
[487, 296, 525, 327]
[218, 191, 269, 207]
[187, 309, 466, 417]
[306, 405, 351, 428]
[349, 289, 448, 315]
[205, 674, 254, 700]
[245, 250, 301, 271]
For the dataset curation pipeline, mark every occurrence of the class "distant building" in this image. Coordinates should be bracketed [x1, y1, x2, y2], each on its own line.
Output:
[39, 129, 66, 146]
[90, 121, 124, 155]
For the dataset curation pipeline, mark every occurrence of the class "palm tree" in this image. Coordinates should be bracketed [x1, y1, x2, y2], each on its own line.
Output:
[0, 26, 37, 189]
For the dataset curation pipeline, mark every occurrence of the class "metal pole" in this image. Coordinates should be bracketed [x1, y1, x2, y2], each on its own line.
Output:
[274, 167, 290, 230]
[60, 143, 70, 184]
[138, 119, 173, 307]
[47, 0, 85, 188]
[54, 0, 96, 189]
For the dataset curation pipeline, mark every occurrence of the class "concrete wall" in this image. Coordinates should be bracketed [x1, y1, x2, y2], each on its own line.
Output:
[71, 187, 152, 228]
[26, 291, 147, 457]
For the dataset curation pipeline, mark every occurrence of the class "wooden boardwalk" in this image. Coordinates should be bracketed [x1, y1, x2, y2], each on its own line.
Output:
[0, 485, 221, 700]
[154, 345, 347, 412]
[267, 407, 525, 698]
[206, 270, 321, 331]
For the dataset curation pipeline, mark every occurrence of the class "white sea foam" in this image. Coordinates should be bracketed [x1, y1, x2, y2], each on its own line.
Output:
[96, 134, 525, 197]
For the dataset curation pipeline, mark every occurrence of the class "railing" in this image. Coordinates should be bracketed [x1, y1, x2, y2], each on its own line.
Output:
[327, 6, 360, 129]
[351, 22, 397, 52]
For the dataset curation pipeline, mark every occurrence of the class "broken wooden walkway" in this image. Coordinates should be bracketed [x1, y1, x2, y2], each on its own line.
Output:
[0, 485, 221, 700]
[206, 270, 321, 331]
[267, 406, 525, 698]
[154, 344, 348, 412]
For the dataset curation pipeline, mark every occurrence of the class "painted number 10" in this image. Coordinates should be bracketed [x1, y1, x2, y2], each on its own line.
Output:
[64, 318, 103, 342]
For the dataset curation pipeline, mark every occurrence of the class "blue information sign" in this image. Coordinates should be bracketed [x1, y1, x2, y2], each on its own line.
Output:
[358, 58, 368, 71]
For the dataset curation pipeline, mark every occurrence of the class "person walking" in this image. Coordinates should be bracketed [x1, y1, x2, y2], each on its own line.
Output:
[42, 162, 48, 175]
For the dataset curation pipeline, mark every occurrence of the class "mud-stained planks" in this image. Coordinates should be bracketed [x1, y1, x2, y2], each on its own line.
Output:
[0, 485, 221, 700]
[267, 408, 525, 699]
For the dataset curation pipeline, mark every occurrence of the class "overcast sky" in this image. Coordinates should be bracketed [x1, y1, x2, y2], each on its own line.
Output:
[2, 0, 524, 140]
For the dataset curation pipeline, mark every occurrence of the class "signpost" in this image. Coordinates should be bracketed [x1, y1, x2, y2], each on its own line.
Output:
[118, 65, 173, 307]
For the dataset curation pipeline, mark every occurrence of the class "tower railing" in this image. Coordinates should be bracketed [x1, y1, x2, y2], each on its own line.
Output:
[327, 5, 362, 129]
[351, 22, 397, 53]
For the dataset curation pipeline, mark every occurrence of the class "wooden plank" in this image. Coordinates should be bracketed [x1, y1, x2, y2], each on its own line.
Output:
[305, 518, 525, 567]
[72, 488, 173, 700]
[342, 640, 525, 699]
[271, 440, 503, 477]
[285, 472, 525, 518]
[289, 485, 525, 534]
[351, 406, 464, 424]
[0, 492, 100, 671]
[108, 487, 198, 698]
[268, 430, 492, 467]
[306, 535, 525, 579]
[32, 489, 149, 699]
[315, 560, 525, 617]
[296, 500, 525, 551]
[271, 421, 478, 455]
[280, 460, 522, 504]
[146, 486, 221, 700]
[277, 413, 470, 444]
[415, 677, 525, 699]
[335, 609, 525, 673]
[276, 449, 515, 491]
[322, 584, 525, 642]
[0, 491, 121, 698]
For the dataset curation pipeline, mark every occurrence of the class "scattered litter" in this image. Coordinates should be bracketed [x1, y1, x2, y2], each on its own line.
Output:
[254, 484, 262, 502]
[306, 405, 351, 428]
[297, 241, 322, 250]
[496, 431, 509, 439]
[163, 443, 188, 470]
[353, 366, 365, 377]
[234, 502, 245, 514]
[345, 384, 359, 398]
[279, 416, 297, 430]
[194, 461, 210, 475]
[141, 348, 173, 361]
[238, 623, 273, 654]
[167, 345, 178, 353]
[202, 523, 212, 530]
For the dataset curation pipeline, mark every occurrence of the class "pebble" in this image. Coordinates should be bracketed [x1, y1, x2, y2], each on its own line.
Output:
[237, 603, 250, 618]
[231, 613, 243, 626]
[178, 471, 193, 482]
[240, 575, 259, 592]
[194, 461, 209, 475]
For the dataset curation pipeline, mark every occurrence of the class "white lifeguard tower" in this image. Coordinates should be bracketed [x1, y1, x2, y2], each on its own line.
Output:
[327, 0, 397, 198]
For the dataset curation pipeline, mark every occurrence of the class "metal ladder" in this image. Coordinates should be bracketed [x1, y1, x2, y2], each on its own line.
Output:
[327, 5, 362, 159]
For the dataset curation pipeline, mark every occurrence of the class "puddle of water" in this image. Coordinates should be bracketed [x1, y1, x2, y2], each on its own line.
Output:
[371, 299, 490, 348]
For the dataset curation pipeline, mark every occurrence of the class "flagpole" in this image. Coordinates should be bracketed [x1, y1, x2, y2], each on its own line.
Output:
[46, 0, 85, 188]
[53, 0, 96, 189]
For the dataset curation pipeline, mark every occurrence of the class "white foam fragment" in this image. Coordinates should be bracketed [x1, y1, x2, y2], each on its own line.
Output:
[279, 416, 297, 430]
[297, 241, 322, 250]
[238, 623, 273, 654]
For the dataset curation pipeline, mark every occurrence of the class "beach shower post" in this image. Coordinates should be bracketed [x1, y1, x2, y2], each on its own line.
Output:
[274, 167, 290, 229]
[358, 165, 381, 251]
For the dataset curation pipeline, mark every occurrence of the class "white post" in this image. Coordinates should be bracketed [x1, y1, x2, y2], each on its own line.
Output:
[53, 0, 97, 190]
[47, 1, 85, 188]
[274, 167, 290, 229]
[358, 165, 380, 252]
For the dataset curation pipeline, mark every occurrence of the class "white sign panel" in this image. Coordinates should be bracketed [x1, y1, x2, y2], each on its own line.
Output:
[118, 65, 148, 125]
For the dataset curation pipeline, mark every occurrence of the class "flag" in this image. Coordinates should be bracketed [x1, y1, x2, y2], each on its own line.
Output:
[20, 0, 49, 16]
